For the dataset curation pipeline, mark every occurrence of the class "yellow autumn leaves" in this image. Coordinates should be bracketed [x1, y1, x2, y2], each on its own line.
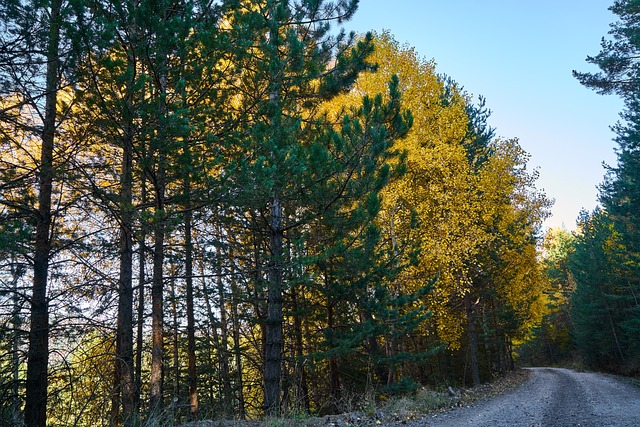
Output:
[327, 32, 551, 351]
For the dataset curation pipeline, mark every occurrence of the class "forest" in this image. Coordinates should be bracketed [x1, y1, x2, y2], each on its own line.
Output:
[1, 0, 637, 426]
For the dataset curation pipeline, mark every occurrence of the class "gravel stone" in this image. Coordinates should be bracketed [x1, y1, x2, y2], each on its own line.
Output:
[419, 367, 640, 427]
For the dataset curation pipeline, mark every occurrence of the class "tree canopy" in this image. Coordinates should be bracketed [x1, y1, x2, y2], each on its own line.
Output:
[0, 3, 553, 426]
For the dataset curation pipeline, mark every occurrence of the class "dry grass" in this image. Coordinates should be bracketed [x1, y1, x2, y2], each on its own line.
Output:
[179, 370, 532, 427]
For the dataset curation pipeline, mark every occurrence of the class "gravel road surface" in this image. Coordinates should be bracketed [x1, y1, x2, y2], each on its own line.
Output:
[422, 367, 640, 426]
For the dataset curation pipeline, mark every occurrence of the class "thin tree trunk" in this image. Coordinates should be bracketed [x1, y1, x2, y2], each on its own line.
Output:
[25, 0, 61, 423]
[113, 119, 135, 426]
[202, 277, 222, 408]
[493, 311, 506, 374]
[288, 237, 309, 413]
[198, 225, 231, 407]
[134, 250, 145, 412]
[135, 173, 147, 416]
[386, 336, 397, 386]
[149, 156, 166, 417]
[205, 329, 215, 409]
[149, 30, 168, 418]
[11, 258, 21, 426]
[386, 207, 400, 386]
[481, 305, 493, 375]
[292, 287, 310, 414]
[171, 278, 180, 400]
[327, 302, 340, 414]
[465, 293, 481, 386]
[507, 341, 515, 370]
[184, 198, 198, 416]
[176, 31, 199, 413]
[204, 325, 215, 410]
[264, 3, 285, 414]
[198, 255, 218, 412]
[361, 309, 386, 384]
[229, 262, 246, 419]
[264, 196, 284, 416]
[215, 239, 233, 413]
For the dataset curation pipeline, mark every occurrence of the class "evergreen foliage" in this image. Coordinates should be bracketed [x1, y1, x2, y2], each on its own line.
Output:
[572, 0, 640, 374]
[0, 2, 553, 424]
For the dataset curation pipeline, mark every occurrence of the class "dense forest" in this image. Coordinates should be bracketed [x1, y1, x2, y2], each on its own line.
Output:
[6, 0, 639, 426]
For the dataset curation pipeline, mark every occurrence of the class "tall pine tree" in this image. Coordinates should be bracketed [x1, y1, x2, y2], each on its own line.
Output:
[225, 0, 414, 415]
[574, 0, 640, 369]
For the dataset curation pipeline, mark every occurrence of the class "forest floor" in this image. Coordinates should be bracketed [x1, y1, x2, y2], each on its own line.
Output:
[181, 369, 530, 427]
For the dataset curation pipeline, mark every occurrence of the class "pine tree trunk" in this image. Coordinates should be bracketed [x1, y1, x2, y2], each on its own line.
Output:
[149, 36, 168, 419]
[465, 293, 481, 386]
[386, 334, 397, 386]
[113, 124, 135, 426]
[25, 0, 60, 423]
[481, 306, 492, 375]
[265, 196, 284, 416]
[264, 1, 285, 413]
[171, 279, 180, 399]
[184, 204, 198, 415]
[292, 287, 310, 413]
[508, 341, 515, 370]
[200, 262, 220, 411]
[229, 266, 246, 419]
[215, 240, 233, 413]
[327, 302, 340, 414]
[362, 310, 387, 384]
[149, 161, 166, 418]
[135, 175, 147, 417]
[11, 258, 21, 426]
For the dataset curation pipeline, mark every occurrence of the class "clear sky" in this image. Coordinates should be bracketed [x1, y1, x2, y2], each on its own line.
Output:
[345, 0, 624, 230]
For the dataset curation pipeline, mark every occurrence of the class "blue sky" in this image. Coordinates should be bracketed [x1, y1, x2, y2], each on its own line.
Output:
[345, 1, 624, 230]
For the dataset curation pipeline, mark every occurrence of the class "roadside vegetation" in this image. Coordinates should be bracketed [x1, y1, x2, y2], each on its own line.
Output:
[1, 1, 639, 426]
[177, 370, 531, 427]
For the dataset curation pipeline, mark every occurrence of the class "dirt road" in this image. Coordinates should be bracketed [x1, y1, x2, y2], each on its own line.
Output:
[423, 367, 640, 426]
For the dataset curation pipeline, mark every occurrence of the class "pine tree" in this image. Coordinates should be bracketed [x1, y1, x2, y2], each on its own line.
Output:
[0, 0, 70, 423]
[574, 0, 640, 372]
[573, 0, 640, 101]
[70, 2, 147, 422]
[223, 1, 417, 415]
[570, 209, 628, 370]
[26, 2, 60, 422]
